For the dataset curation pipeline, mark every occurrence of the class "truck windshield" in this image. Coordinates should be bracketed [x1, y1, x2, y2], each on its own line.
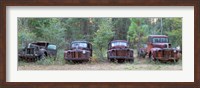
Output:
[28, 43, 38, 48]
[111, 42, 127, 47]
[47, 45, 57, 50]
[152, 38, 169, 43]
[72, 43, 87, 48]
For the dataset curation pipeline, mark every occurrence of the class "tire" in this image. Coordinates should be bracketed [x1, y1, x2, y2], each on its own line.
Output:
[173, 59, 178, 63]
[148, 52, 151, 59]
[72, 60, 77, 63]
[72, 60, 83, 63]
[150, 55, 156, 62]
[109, 58, 115, 62]
[40, 53, 46, 60]
[142, 53, 146, 58]
[129, 59, 134, 63]
[84, 60, 89, 63]
[117, 59, 125, 63]
[65, 60, 70, 64]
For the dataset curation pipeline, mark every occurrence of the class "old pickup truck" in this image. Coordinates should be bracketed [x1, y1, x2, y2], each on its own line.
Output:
[18, 41, 57, 61]
[138, 35, 180, 62]
[64, 41, 92, 63]
[107, 40, 134, 63]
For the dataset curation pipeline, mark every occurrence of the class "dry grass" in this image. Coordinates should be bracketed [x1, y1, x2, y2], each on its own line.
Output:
[18, 57, 182, 70]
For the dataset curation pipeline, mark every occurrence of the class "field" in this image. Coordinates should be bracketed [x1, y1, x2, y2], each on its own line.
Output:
[18, 56, 182, 70]
[17, 18, 182, 70]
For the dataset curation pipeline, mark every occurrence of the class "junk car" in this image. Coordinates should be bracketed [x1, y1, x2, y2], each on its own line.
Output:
[138, 35, 179, 62]
[107, 40, 134, 63]
[64, 41, 92, 63]
[18, 41, 57, 61]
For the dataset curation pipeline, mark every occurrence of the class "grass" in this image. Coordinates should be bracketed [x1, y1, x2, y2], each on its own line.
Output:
[37, 49, 66, 65]
[18, 49, 182, 70]
[124, 58, 182, 70]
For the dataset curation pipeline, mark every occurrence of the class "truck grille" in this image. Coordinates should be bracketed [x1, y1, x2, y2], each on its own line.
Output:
[163, 50, 173, 57]
[71, 52, 82, 58]
[115, 50, 127, 56]
[26, 48, 34, 54]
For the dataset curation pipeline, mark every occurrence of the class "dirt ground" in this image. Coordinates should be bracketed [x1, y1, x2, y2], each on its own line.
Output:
[18, 58, 182, 70]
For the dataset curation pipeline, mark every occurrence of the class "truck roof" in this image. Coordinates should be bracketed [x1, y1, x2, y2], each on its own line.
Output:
[34, 41, 49, 43]
[149, 35, 168, 38]
[111, 40, 128, 42]
[71, 41, 90, 44]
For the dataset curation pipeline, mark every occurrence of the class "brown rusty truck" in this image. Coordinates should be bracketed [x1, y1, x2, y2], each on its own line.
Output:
[107, 40, 134, 63]
[18, 41, 57, 61]
[138, 35, 180, 62]
[64, 41, 92, 63]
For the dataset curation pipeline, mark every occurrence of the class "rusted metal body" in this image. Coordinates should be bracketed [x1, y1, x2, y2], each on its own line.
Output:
[138, 44, 147, 58]
[18, 41, 57, 61]
[139, 35, 179, 62]
[107, 40, 134, 63]
[64, 41, 92, 62]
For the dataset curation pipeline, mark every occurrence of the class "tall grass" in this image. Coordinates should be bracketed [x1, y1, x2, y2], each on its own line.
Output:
[35, 49, 65, 65]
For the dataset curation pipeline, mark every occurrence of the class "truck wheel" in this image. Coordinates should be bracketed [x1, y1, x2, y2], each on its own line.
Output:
[173, 59, 178, 63]
[72, 60, 77, 63]
[150, 55, 155, 62]
[40, 53, 46, 60]
[129, 59, 134, 63]
[117, 59, 125, 63]
[142, 53, 146, 58]
[65, 60, 70, 64]
[109, 59, 115, 62]
[84, 60, 89, 63]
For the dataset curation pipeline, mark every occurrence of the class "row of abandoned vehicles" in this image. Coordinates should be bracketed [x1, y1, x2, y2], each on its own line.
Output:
[18, 35, 181, 63]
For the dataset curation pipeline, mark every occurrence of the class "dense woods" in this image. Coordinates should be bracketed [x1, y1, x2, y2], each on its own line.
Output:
[18, 18, 182, 60]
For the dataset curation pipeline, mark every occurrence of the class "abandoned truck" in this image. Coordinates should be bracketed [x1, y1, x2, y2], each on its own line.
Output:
[107, 40, 134, 63]
[138, 35, 180, 62]
[64, 41, 92, 63]
[18, 41, 57, 61]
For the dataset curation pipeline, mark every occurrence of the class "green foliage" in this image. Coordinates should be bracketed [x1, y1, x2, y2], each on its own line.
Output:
[127, 18, 182, 49]
[18, 17, 182, 62]
[93, 18, 114, 60]
[18, 18, 36, 49]
[166, 29, 182, 47]
[38, 18, 65, 49]
[18, 28, 37, 49]
[127, 18, 149, 49]
[112, 18, 130, 40]
[35, 49, 65, 65]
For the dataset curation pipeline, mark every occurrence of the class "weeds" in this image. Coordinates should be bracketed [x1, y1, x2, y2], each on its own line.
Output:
[18, 49, 182, 70]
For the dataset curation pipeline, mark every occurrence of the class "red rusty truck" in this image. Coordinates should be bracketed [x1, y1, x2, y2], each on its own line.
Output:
[107, 40, 134, 63]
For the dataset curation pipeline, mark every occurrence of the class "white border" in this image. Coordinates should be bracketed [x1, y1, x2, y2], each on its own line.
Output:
[6, 6, 194, 82]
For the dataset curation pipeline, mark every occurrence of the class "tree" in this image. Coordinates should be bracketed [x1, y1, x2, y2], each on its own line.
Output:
[93, 18, 114, 60]
[127, 18, 149, 50]
[112, 18, 130, 40]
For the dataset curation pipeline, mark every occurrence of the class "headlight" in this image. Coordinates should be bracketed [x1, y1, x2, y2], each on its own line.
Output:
[82, 50, 86, 54]
[173, 50, 176, 53]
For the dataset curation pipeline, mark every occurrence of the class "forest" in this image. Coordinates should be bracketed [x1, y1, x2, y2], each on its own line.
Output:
[18, 18, 182, 60]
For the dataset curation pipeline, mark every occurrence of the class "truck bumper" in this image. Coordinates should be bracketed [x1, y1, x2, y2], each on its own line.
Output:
[155, 57, 179, 61]
[64, 57, 90, 61]
[18, 54, 39, 59]
[108, 56, 133, 60]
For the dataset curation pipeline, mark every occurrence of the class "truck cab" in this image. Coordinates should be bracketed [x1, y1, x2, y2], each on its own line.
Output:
[64, 41, 92, 63]
[107, 40, 134, 63]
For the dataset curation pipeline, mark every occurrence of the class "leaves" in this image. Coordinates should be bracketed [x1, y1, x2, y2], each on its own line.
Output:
[93, 18, 114, 59]
[18, 18, 182, 60]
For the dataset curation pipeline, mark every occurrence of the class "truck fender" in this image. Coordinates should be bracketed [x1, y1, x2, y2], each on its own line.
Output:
[39, 49, 47, 56]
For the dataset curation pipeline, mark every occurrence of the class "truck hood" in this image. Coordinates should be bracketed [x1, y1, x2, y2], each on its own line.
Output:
[64, 49, 89, 53]
[153, 43, 170, 48]
[110, 46, 128, 49]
